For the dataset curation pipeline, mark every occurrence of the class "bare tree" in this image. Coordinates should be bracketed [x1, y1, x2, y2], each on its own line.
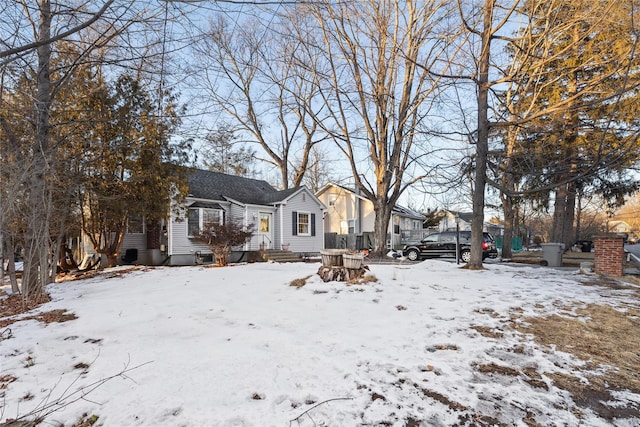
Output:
[299, 145, 335, 194]
[291, 0, 451, 257]
[193, 14, 326, 189]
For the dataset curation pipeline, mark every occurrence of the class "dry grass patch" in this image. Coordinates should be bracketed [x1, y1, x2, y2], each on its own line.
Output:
[289, 275, 312, 288]
[475, 362, 520, 377]
[347, 273, 378, 285]
[470, 324, 504, 338]
[514, 303, 640, 420]
[0, 308, 77, 328]
[580, 276, 640, 300]
[0, 293, 51, 319]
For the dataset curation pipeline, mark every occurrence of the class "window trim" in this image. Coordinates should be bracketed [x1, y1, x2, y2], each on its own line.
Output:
[127, 214, 145, 234]
[187, 207, 224, 237]
[297, 211, 311, 236]
[292, 211, 316, 237]
[347, 218, 356, 234]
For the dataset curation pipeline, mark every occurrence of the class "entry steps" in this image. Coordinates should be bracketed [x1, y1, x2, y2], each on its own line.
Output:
[263, 249, 303, 263]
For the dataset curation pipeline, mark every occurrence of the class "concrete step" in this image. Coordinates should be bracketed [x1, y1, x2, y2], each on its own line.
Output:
[264, 249, 303, 263]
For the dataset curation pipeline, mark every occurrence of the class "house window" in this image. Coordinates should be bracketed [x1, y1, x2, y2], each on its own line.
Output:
[328, 194, 337, 207]
[298, 212, 310, 236]
[127, 214, 144, 234]
[188, 207, 223, 237]
[348, 219, 355, 234]
[292, 211, 315, 236]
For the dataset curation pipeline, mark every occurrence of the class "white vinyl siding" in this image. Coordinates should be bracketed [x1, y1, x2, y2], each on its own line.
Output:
[283, 190, 323, 253]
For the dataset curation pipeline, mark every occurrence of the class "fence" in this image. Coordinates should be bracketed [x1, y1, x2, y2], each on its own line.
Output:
[325, 229, 433, 251]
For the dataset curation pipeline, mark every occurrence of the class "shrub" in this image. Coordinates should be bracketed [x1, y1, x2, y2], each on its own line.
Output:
[195, 221, 254, 266]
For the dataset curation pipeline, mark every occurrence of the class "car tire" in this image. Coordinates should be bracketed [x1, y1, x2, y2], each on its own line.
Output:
[460, 249, 471, 263]
[407, 249, 420, 261]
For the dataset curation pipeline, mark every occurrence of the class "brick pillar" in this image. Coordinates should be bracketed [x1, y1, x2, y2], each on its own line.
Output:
[593, 234, 625, 277]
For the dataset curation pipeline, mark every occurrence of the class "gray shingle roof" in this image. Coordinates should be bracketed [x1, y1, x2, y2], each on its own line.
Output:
[447, 210, 474, 223]
[188, 169, 298, 205]
[392, 205, 426, 220]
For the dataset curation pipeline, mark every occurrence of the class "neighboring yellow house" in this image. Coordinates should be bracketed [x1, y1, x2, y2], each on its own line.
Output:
[315, 183, 425, 250]
[608, 220, 631, 233]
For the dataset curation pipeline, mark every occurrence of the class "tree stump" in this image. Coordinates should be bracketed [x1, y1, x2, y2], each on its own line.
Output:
[317, 265, 369, 282]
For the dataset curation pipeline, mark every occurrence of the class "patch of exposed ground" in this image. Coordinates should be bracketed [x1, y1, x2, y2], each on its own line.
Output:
[0, 306, 77, 328]
[1, 267, 143, 328]
[513, 302, 640, 421]
[580, 275, 640, 301]
[470, 324, 504, 338]
[0, 293, 51, 319]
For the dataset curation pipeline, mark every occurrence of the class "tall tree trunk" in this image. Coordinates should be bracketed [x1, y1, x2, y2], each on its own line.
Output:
[574, 190, 583, 242]
[469, 0, 495, 269]
[551, 182, 567, 243]
[550, 26, 581, 249]
[564, 179, 577, 246]
[500, 120, 519, 260]
[23, 0, 53, 299]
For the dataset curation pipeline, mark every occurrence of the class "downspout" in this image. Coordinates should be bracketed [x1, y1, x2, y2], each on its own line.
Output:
[357, 196, 361, 234]
[167, 203, 173, 257]
[244, 206, 249, 251]
[390, 211, 394, 249]
[280, 203, 284, 249]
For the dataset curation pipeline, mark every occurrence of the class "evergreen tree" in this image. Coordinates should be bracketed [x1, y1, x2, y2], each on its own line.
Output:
[510, 0, 640, 247]
[77, 73, 190, 266]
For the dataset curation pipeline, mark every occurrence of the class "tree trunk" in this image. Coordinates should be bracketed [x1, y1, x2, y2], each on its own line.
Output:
[103, 232, 124, 267]
[372, 201, 393, 258]
[501, 193, 515, 259]
[550, 26, 580, 249]
[106, 253, 118, 267]
[564, 180, 577, 246]
[574, 191, 583, 241]
[469, 0, 495, 269]
[551, 183, 566, 243]
[551, 157, 577, 247]
[500, 121, 519, 260]
[23, 0, 53, 299]
[3, 235, 19, 294]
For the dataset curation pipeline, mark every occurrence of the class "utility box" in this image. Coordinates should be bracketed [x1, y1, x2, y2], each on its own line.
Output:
[541, 243, 564, 267]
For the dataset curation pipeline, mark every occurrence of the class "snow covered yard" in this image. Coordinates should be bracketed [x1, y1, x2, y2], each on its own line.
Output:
[1, 260, 639, 426]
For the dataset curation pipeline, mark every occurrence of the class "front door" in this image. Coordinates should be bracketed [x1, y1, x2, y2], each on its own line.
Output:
[258, 212, 273, 249]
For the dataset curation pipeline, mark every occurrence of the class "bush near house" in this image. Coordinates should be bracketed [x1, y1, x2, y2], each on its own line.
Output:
[195, 221, 254, 266]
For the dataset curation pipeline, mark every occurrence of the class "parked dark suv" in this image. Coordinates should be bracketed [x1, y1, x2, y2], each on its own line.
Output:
[402, 231, 498, 262]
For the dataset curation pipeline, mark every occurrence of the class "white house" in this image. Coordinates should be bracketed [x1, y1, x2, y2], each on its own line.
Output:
[315, 182, 425, 249]
[116, 169, 325, 265]
[435, 209, 503, 237]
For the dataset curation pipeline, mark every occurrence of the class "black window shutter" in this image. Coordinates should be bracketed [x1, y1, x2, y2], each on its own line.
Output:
[292, 211, 298, 235]
[311, 213, 316, 236]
